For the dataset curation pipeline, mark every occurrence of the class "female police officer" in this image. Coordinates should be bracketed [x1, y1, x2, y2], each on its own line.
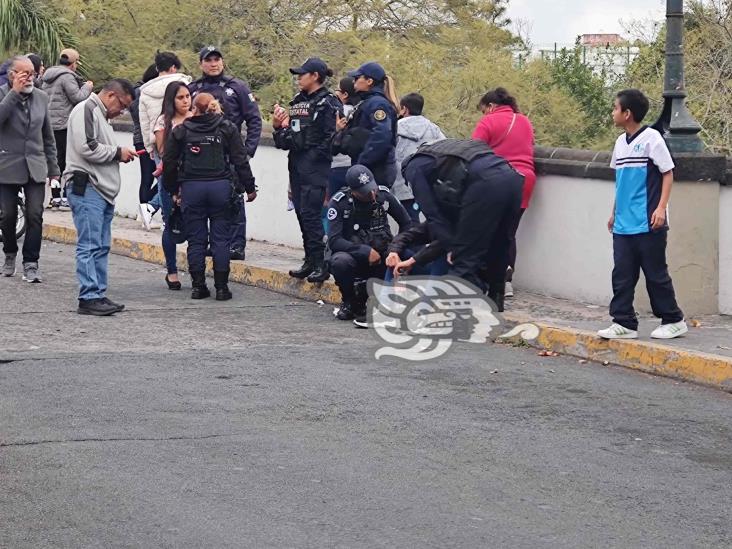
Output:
[333, 62, 399, 189]
[163, 92, 257, 301]
[273, 57, 340, 283]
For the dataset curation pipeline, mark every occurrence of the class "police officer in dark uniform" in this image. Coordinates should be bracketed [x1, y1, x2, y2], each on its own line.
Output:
[163, 93, 257, 301]
[403, 139, 524, 312]
[327, 165, 412, 320]
[332, 62, 398, 188]
[273, 58, 341, 283]
[189, 46, 262, 261]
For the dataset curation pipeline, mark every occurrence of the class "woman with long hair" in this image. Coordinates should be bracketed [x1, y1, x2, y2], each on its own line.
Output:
[163, 93, 257, 301]
[332, 62, 399, 188]
[152, 81, 192, 290]
[473, 87, 536, 298]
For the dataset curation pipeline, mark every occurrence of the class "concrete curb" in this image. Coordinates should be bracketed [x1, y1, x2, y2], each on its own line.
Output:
[43, 223, 732, 393]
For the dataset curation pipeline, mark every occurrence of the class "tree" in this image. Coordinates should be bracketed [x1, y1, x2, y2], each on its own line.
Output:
[0, 0, 74, 65]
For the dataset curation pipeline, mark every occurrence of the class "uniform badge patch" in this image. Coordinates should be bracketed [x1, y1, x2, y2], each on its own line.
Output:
[225, 88, 235, 97]
[373, 109, 387, 121]
[327, 208, 338, 221]
[248, 93, 256, 103]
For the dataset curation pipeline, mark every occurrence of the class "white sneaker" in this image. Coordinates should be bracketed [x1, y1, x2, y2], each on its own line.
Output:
[597, 323, 638, 339]
[650, 321, 688, 339]
[505, 281, 514, 298]
[138, 203, 156, 231]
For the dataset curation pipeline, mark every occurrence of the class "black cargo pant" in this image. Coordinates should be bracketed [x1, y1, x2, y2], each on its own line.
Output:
[290, 153, 328, 263]
[330, 251, 386, 302]
[1, 181, 44, 263]
[449, 165, 524, 293]
[610, 231, 684, 331]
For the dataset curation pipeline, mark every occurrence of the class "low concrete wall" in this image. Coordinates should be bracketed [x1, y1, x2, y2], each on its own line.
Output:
[109, 129, 727, 315]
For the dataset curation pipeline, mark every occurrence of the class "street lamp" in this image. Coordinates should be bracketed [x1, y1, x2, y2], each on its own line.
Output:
[654, 0, 704, 152]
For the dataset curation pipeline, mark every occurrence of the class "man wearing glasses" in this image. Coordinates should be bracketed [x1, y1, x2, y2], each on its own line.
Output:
[64, 79, 139, 316]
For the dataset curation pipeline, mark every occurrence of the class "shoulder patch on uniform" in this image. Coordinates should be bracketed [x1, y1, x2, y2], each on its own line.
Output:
[378, 185, 391, 193]
[248, 93, 256, 103]
[332, 191, 345, 202]
[327, 207, 338, 221]
[373, 109, 387, 121]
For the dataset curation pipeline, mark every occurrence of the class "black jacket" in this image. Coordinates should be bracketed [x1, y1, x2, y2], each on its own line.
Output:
[387, 221, 446, 266]
[162, 113, 255, 195]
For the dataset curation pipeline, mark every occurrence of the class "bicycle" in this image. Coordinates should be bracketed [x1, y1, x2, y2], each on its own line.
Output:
[0, 189, 27, 243]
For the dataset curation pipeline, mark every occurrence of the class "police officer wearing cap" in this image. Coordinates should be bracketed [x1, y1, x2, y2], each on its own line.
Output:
[189, 46, 262, 261]
[273, 58, 341, 283]
[327, 164, 411, 320]
[402, 139, 524, 312]
[332, 62, 399, 189]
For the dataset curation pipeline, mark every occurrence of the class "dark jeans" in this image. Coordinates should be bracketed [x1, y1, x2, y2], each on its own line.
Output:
[157, 175, 177, 275]
[506, 207, 526, 282]
[137, 144, 158, 205]
[290, 156, 328, 261]
[610, 231, 684, 331]
[330, 251, 386, 301]
[181, 179, 232, 273]
[1, 181, 44, 263]
[450, 167, 523, 293]
[51, 129, 67, 200]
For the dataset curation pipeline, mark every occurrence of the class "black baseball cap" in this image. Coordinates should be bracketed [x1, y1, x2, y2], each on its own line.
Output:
[346, 165, 378, 194]
[199, 46, 223, 61]
[347, 62, 386, 82]
[289, 57, 329, 76]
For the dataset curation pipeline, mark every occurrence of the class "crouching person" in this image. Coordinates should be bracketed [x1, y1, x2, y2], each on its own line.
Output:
[65, 79, 138, 316]
[327, 164, 411, 321]
[384, 221, 450, 281]
[163, 93, 257, 301]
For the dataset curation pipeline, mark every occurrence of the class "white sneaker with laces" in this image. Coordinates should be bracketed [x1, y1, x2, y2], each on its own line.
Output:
[505, 281, 514, 298]
[650, 321, 688, 339]
[138, 203, 156, 231]
[597, 323, 638, 339]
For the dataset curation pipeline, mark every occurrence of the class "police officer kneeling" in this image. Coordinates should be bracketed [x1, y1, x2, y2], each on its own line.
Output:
[163, 93, 257, 301]
[403, 139, 523, 312]
[327, 165, 411, 320]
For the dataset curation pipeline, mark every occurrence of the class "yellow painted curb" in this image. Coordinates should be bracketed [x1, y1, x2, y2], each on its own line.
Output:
[43, 223, 732, 393]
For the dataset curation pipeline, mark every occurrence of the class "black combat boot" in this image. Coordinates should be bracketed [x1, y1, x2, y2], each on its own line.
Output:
[190, 271, 211, 300]
[289, 257, 314, 279]
[306, 259, 329, 283]
[214, 270, 232, 301]
[487, 281, 505, 313]
[336, 301, 355, 320]
[353, 280, 368, 317]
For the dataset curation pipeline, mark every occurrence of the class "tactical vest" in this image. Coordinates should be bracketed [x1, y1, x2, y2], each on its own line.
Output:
[288, 88, 335, 152]
[334, 187, 393, 255]
[179, 124, 228, 180]
[413, 139, 498, 210]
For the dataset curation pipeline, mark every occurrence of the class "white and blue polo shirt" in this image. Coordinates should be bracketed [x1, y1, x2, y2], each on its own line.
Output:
[610, 126, 675, 235]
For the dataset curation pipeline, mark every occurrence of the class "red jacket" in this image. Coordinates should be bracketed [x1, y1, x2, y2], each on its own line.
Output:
[472, 105, 536, 208]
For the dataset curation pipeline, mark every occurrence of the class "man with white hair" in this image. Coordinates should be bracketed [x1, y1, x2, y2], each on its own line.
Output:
[0, 56, 60, 282]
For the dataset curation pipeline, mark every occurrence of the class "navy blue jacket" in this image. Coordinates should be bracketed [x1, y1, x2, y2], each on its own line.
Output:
[349, 84, 397, 169]
[189, 74, 262, 157]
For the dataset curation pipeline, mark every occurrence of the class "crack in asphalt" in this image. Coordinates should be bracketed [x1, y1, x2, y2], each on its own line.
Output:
[0, 433, 242, 448]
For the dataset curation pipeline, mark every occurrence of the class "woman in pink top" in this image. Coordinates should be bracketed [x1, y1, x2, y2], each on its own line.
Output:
[472, 87, 536, 298]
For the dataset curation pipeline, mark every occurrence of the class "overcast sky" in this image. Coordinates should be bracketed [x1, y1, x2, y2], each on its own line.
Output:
[506, 0, 667, 45]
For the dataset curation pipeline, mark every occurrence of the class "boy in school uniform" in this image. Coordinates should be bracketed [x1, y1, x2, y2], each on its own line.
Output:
[598, 89, 687, 340]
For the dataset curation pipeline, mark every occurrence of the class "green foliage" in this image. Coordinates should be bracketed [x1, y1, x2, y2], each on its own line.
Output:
[0, 0, 75, 64]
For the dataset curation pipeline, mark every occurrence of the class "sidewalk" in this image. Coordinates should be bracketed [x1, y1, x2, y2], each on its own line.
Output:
[42, 210, 732, 392]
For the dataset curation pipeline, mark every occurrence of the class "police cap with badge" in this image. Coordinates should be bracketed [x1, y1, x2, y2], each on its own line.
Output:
[199, 45, 224, 61]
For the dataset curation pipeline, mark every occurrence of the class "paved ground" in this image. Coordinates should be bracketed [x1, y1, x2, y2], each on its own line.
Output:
[1, 241, 731, 548]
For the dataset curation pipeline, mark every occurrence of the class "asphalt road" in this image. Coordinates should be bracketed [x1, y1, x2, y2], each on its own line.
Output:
[1, 242, 731, 548]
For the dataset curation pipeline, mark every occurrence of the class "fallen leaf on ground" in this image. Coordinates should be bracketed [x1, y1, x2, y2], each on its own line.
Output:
[689, 319, 702, 328]
[578, 359, 588, 364]
[538, 350, 560, 357]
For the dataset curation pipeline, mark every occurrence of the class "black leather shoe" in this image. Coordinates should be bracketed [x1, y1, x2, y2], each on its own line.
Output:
[214, 270, 232, 301]
[306, 263, 329, 283]
[289, 259, 314, 279]
[165, 274, 182, 290]
[336, 301, 355, 321]
[216, 287, 232, 301]
[191, 286, 211, 299]
[78, 298, 118, 316]
[230, 248, 246, 261]
[101, 297, 125, 312]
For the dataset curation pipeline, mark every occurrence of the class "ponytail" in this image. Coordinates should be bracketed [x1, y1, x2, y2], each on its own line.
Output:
[383, 75, 400, 113]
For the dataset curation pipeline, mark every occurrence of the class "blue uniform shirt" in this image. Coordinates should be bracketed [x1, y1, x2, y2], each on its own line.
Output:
[350, 85, 397, 169]
[189, 74, 262, 158]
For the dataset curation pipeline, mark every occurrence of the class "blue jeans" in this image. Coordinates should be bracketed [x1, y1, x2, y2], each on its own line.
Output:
[67, 184, 114, 300]
[157, 176, 177, 274]
[384, 250, 449, 283]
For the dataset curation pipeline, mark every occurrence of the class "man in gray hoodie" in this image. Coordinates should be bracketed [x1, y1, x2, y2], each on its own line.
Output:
[393, 93, 445, 222]
[0, 56, 60, 282]
[64, 79, 138, 316]
[41, 48, 93, 209]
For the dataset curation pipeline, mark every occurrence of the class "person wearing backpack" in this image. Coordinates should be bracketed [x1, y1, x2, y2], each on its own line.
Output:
[402, 139, 524, 312]
[163, 93, 257, 301]
[472, 88, 535, 298]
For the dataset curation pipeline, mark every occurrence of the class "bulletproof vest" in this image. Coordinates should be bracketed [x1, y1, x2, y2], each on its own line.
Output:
[345, 188, 393, 254]
[413, 139, 498, 210]
[180, 124, 228, 180]
[288, 88, 334, 152]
